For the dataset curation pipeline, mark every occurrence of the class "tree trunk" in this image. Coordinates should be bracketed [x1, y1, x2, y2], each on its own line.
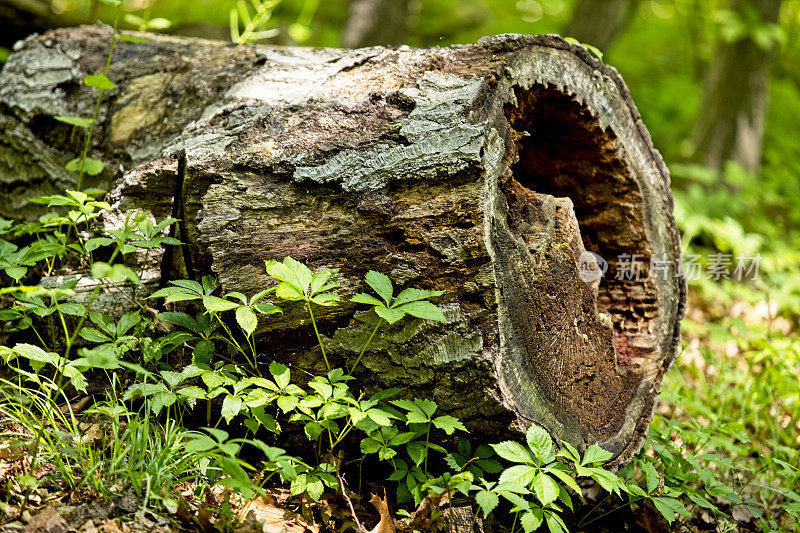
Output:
[340, 0, 413, 48]
[0, 26, 686, 465]
[0, 0, 80, 49]
[689, 0, 782, 173]
[563, 0, 639, 52]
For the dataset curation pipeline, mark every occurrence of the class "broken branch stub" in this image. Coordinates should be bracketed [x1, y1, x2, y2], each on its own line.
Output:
[0, 27, 686, 465]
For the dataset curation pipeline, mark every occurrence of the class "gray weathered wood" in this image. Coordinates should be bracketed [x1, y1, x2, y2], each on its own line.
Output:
[0, 26, 686, 465]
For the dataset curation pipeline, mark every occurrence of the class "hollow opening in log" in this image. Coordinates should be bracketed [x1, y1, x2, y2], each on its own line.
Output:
[488, 84, 666, 451]
[504, 85, 660, 371]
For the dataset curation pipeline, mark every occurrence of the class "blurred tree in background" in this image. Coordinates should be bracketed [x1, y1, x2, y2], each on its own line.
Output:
[564, 0, 640, 51]
[1, 0, 799, 316]
[690, 0, 783, 173]
[341, 0, 415, 47]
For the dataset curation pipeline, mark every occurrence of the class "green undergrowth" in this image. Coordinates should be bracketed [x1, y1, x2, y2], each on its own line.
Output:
[0, 188, 797, 532]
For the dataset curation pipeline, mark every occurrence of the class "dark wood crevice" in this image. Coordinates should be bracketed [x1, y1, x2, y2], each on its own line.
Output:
[503, 84, 660, 371]
[492, 83, 665, 450]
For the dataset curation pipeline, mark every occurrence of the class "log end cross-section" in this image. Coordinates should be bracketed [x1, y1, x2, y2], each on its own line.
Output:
[0, 28, 686, 465]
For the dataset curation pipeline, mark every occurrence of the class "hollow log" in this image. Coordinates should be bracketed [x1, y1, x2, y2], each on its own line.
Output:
[0, 26, 686, 465]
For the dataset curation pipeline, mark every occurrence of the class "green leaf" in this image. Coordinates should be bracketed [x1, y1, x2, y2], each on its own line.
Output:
[304, 421, 323, 440]
[288, 22, 310, 42]
[388, 431, 416, 445]
[58, 302, 86, 316]
[375, 306, 406, 324]
[395, 300, 446, 322]
[491, 441, 534, 464]
[160, 370, 185, 388]
[351, 293, 384, 306]
[84, 73, 116, 90]
[309, 292, 340, 306]
[526, 424, 553, 463]
[393, 287, 444, 307]
[277, 395, 299, 413]
[582, 443, 613, 465]
[117, 310, 141, 336]
[269, 362, 290, 389]
[54, 115, 93, 128]
[65, 157, 105, 176]
[201, 371, 226, 390]
[177, 386, 206, 399]
[80, 346, 119, 369]
[652, 496, 679, 524]
[589, 468, 622, 495]
[642, 461, 660, 493]
[360, 437, 382, 454]
[185, 433, 217, 453]
[203, 296, 238, 312]
[499, 464, 537, 486]
[221, 395, 243, 423]
[90, 262, 140, 284]
[275, 282, 305, 301]
[417, 398, 438, 417]
[407, 442, 426, 466]
[170, 279, 204, 294]
[365, 270, 393, 305]
[13, 343, 58, 365]
[305, 478, 324, 501]
[89, 312, 114, 333]
[235, 306, 258, 336]
[126, 383, 169, 401]
[254, 302, 280, 314]
[521, 510, 543, 533]
[265, 257, 312, 297]
[544, 511, 567, 533]
[181, 364, 204, 379]
[475, 490, 499, 518]
[432, 415, 467, 435]
[157, 311, 198, 331]
[145, 17, 171, 30]
[4, 266, 26, 281]
[63, 365, 88, 393]
[687, 493, 717, 511]
[290, 474, 309, 497]
[546, 467, 581, 493]
[310, 268, 339, 296]
[391, 398, 422, 417]
[367, 408, 398, 427]
[79, 327, 111, 343]
[85, 237, 113, 252]
[532, 473, 560, 506]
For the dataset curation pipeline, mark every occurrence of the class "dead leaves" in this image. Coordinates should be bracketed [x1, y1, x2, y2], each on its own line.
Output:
[368, 491, 395, 533]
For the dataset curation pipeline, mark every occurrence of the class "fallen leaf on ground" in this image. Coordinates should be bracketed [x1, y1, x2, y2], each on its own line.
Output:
[368, 490, 395, 533]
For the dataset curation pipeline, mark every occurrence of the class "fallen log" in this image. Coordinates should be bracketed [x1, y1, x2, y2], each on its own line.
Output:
[0, 26, 686, 465]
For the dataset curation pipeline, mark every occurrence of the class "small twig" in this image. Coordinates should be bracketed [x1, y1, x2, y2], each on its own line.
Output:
[338, 471, 366, 533]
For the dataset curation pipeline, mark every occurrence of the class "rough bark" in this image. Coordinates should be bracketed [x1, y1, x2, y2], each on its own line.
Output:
[341, 0, 413, 48]
[689, 0, 782, 173]
[564, 0, 639, 52]
[0, 26, 686, 465]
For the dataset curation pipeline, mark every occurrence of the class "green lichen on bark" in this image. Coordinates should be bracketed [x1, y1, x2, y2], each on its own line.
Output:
[293, 73, 487, 192]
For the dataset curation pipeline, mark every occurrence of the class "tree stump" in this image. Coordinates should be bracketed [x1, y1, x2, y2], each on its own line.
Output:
[0, 26, 686, 465]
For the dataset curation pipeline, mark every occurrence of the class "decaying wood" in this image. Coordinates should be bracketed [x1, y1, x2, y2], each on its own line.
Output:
[0, 26, 686, 465]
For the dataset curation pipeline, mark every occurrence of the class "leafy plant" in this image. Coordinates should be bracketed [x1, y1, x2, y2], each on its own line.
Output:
[265, 257, 338, 370]
[349, 270, 446, 372]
